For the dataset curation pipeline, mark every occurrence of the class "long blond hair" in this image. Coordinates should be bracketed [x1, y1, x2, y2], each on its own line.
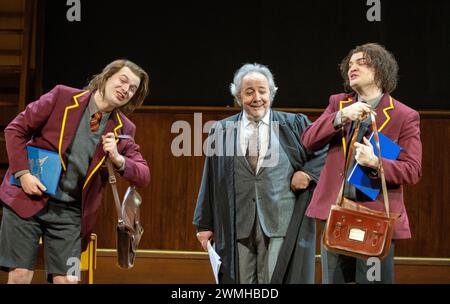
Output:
[88, 59, 149, 114]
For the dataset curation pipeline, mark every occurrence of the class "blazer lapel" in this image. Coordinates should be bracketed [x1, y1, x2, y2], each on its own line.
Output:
[339, 96, 356, 157]
[375, 93, 395, 132]
[82, 110, 124, 190]
[59, 90, 91, 171]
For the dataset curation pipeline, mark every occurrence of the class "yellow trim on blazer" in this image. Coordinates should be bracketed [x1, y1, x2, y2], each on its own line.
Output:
[379, 96, 394, 132]
[82, 111, 123, 190]
[59, 91, 88, 171]
[339, 98, 353, 157]
[82, 156, 106, 190]
[113, 111, 124, 137]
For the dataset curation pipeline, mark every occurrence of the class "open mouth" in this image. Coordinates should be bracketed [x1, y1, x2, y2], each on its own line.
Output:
[116, 91, 125, 101]
[350, 73, 358, 80]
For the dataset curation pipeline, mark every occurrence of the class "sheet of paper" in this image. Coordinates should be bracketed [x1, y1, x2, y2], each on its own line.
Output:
[207, 240, 222, 284]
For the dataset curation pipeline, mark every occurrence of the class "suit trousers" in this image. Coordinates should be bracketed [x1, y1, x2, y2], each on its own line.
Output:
[237, 211, 283, 284]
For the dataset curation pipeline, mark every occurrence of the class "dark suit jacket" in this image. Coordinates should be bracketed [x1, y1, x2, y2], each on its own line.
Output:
[193, 110, 327, 283]
[0, 85, 150, 248]
[302, 92, 422, 239]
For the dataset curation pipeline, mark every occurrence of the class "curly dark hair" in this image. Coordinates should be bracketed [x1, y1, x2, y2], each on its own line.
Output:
[340, 43, 399, 93]
[87, 59, 149, 114]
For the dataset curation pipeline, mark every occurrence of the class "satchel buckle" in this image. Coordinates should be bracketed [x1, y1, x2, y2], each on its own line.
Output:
[334, 222, 342, 238]
[109, 175, 117, 183]
[372, 230, 383, 246]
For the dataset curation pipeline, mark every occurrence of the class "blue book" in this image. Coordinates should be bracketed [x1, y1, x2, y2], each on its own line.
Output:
[10, 146, 62, 195]
[347, 132, 401, 200]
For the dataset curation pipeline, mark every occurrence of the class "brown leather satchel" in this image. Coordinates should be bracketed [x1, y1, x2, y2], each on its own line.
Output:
[106, 159, 144, 269]
[323, 113, 400, 260]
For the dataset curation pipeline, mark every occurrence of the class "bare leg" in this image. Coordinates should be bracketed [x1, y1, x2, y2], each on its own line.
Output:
[7, 268, 34, 284]
[53, 274, 79, 284]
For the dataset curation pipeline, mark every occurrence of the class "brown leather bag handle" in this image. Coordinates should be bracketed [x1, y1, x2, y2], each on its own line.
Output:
[106, 159, 124, 224]
[337, 113, 391, 217]
[105, 135, 135, 225]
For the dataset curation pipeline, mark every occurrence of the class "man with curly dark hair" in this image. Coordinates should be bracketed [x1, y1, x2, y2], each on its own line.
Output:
[301, 43, 422, 283]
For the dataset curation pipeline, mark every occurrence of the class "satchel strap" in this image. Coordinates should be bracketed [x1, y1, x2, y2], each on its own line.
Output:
[370, 114, 391, 217]
[106, 159, 124, 223]
[344, 121, 361, 176]
[338, 112, 391, 217]
[335, 120, 361, 206]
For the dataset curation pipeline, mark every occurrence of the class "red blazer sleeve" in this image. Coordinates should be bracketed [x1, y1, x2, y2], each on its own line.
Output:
[4, 85, 61, 174]
[302, 95, 341, 151]
[382, 110, 422, 185]
[120, 125, 150, 188]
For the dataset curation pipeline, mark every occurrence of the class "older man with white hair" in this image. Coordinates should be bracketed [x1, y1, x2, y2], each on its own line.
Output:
[193, 63, 327, 284]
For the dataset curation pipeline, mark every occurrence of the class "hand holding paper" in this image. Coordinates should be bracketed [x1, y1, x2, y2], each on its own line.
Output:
[207, 240, 222, 284]
[196, 230, 213, 251]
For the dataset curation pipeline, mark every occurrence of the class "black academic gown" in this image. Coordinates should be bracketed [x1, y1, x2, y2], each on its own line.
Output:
[193, 110, 327, 283]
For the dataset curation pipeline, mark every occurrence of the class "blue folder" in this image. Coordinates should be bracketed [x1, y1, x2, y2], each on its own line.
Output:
[347, 132, 401, 200]
[10, 146, 62, 195]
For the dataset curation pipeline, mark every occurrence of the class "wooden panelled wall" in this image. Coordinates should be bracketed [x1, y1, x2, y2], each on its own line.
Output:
[0, 0, 40, 178]
[93, 106, 450, 258]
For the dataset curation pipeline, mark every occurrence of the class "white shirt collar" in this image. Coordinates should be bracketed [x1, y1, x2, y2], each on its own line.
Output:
[242, 109, 271, 127]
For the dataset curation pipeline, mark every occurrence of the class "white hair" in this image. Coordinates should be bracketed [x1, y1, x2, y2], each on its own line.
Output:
[229, 63, 278, 106]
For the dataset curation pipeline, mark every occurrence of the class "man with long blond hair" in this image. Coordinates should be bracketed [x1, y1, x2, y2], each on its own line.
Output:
[0, 59, 150, 283]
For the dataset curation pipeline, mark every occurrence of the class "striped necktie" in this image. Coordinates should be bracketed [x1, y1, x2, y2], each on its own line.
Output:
[246, 121, 261, 174]
[90, 111, 102, 133]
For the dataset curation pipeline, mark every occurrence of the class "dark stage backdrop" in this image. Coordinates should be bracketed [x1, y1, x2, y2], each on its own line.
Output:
[43, 0, 450, 110]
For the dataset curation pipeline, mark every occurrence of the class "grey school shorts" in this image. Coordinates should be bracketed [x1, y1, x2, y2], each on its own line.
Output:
[0, 199, 81, 278]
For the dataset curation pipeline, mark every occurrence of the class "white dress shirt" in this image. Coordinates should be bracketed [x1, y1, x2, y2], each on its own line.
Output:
[239, 110, 271, 174]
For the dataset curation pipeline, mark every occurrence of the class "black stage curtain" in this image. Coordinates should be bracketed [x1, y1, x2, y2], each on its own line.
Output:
[43, 0, 450, 110]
